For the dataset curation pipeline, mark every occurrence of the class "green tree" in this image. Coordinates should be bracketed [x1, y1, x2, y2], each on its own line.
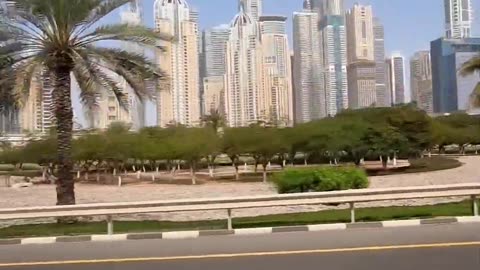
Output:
[175, 127, 219, 184]
[222, 128, 252, 180]
[247, 127, 284, 182]
[0, 0, 169, 206]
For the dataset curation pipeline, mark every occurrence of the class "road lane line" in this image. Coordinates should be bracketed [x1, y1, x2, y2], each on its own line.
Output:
[1, 241, 480, 267]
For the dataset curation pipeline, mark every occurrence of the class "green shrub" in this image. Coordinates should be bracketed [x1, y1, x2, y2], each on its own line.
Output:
[273, 167, 369, 194]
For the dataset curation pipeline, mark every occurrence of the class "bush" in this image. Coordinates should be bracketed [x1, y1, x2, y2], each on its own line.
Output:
[273, 167, 369, 194]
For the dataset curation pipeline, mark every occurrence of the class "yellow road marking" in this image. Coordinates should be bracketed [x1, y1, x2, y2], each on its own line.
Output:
[0, 241, 480, 267]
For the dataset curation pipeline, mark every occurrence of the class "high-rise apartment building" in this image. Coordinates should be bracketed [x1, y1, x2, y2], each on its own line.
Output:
[203, 76, 225, 115]
[444, 0, 472, 39]
[386, 54, 406, 105]
[410, 51, 433, 113]
[319, 0, 348, 116]
[19, 73, 55, 133]
[259, 16, 294, 126]
[346, 4, 376, 109]
[154, 0, 200, 127]
[202, 25, 230, 78]
[293, 6, 326, 123]
[431, 38, 480, 113]
[201, 25, 230, 116]
[312, 0, 344, 16]
[239, 0, 262, 21]
[373, 17, 390, 107]
[224, 7, 264, 127]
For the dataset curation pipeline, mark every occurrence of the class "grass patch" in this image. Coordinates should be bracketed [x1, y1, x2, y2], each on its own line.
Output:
[0, 171, 42, 177]
[1, 200, 476, 239]
[367, 156, 462, 176]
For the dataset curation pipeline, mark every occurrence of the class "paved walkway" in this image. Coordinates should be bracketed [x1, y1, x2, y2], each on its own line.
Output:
[0, 156, 479, 223]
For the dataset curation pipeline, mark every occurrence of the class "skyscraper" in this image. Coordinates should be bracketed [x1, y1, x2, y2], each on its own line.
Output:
[345, 4, 376, 109]
[410, 51, 433, 113]
[373, 18, 390, 107]
[293, 5, 326, 123]
[319, 0, 348, 116]
[386, 54, 406, 105]
[312, 0, 344, 16]
[154, 0, 201, 127]
[202, 25, 230, 78]
[239, 0, 262, 21]
[444, 0, 472, 39]
[19, 73, 55, 133]
[259, 16, 294, 126]
[201, 25, 230, 115]
[224, 7, 264, 127]
[431, 38, 480, 113]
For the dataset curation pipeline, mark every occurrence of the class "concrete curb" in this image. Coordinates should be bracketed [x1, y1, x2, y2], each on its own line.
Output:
[1, 216, 477, 246]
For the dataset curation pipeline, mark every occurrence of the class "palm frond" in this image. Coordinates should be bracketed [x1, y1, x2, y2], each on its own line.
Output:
[75, 24, 172, 48]
[470, 83, 480, 108]
[72, 50, 129, 110]
[12, 57, 43, 105]
[74, 0, 130, 34]
[460, 55, 480, 77]
[83, 46, 166, 100]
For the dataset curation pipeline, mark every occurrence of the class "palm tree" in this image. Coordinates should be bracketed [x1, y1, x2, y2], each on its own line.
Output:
[201, 109, 225, 134]
[0, 0, 169, 206]
[460, 54, 480, 107]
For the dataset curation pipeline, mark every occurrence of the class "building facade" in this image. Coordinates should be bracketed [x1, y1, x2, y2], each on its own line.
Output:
[239, 0, 262, 21]
[312, 0, 344, 16]
[224, 8, 264, 127]
[154, 0, 201, 127]
[20, 73, 55, 133]
[410, 50, 433, 113]
[345, 4, 376, 109]
[373, 18, 390, 107]
[259, 16, 294, 126]
[386, 54, 406, 105]
[444, 0, 472, 39]
[201, 25, 230, 116]
[293, 7, 325, 123]
[320, 10, 348, 116]
[431, 38, 480, 113]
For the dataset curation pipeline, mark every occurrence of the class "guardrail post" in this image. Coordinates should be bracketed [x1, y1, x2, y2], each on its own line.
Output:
[472, 196, 479, 216]
[349, 202, 356, 223]
[107, 215, 114, 235]
[227, 209, 233, 230]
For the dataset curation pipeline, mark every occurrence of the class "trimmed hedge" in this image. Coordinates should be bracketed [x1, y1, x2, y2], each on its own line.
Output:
[273, 167, 369, 194]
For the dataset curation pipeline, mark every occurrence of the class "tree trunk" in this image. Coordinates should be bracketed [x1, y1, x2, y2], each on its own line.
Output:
[262, 165, 268, 183]
[235, 165, 240, 180]
[53, 67, 75, 206]
[208, 165, 214, 178]
[190, 162, 197, 185]
[382, 156, 388, 170]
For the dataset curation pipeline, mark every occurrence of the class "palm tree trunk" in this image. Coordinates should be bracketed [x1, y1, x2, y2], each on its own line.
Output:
[53, 67, 75, 206]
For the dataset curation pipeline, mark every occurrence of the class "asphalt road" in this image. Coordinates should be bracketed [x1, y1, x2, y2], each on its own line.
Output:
[1, 223, 480, 269]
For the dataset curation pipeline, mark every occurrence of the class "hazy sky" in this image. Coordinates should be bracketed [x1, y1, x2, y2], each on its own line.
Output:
[133, 0, 480, 59]
[87, 0, 480, 126]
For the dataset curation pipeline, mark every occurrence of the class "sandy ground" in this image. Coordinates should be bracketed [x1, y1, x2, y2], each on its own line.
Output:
[0, 156, 479, 224]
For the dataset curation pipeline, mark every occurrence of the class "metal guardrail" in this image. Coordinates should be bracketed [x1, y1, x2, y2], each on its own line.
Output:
[1, 183, 479, 234]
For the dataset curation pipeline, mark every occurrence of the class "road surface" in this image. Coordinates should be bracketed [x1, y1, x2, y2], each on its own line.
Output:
[1, 223, 479, 269]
